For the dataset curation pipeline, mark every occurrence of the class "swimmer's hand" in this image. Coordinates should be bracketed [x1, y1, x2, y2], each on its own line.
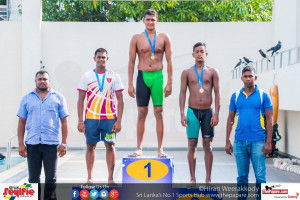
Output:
[128, 84, 136, 98]
[181, 114, 187, 127]
[164, 83, 172, 97]
[210, 113, 219, 127]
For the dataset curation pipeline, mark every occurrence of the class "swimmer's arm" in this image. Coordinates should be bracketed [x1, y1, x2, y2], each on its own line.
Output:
[164, 34, 173, 86]
[179, 70, 188, 114]
[212, 68, 220, 117]
[225, 111, 236, 155]
[128, 35, 137, 87]
[179, 70, 188, 127]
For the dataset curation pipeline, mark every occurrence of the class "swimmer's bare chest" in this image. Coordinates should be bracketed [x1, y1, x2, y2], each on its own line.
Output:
[136, 34, 165, 71]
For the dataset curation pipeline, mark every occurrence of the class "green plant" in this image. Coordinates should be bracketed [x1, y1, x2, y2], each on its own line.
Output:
[42, 0, 273, 22]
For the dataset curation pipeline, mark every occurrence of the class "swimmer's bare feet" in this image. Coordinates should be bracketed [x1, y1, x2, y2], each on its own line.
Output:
[205, 180, 216, 188]
[108, 180, 118, 187]
[187, 180, 196, 189]
[158, 150, 168, 158]
[86, 179, 93, 184]
[128, 150, 142, 157]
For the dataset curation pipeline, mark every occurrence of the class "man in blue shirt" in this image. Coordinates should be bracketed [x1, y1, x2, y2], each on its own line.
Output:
[226, 66, 273, 184]
[17, 70, 69, 200]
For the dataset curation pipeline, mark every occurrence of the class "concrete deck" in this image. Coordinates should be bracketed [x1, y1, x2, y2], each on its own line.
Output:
[0, 149, 299, 184]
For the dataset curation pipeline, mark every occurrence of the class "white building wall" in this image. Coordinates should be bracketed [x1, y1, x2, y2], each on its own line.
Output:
[40, 22, 273, 148]
[273, 0, 298, 50]
[0, 0, 299, 157]
[297, 0, 300, 47]
[21, 0, 42, 95]
[0, 22, 22, 147]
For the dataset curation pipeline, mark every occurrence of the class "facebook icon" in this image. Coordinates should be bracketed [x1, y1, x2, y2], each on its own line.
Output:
[70, 189, 79, 199]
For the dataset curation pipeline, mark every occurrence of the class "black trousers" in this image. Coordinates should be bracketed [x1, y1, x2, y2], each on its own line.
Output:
[27, 144, 58, 200]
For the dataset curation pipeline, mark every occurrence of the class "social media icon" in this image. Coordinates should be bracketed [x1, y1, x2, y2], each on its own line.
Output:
[80, 189, 89, 199]
[109, 189, 119, 199]
[70, 189, 79, 199]
[99, 189, 108, 198]
[89, 189, 99, 199]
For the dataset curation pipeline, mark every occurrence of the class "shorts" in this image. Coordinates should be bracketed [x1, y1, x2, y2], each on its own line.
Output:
[84, 118, 117, 144]
[186, 107, 214, 139]
[136, 70, 164, 107]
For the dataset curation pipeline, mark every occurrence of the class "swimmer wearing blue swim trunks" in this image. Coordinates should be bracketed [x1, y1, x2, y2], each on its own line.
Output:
[179, 42, 220, 185]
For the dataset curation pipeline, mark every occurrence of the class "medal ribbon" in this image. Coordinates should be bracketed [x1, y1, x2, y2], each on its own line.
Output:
[194, 64, 206, 88]
[145, 30, 156, 56]
[95, 68, 106, 93]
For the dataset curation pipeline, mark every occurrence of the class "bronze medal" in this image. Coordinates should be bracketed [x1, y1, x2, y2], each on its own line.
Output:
[151, 54, 155, 60]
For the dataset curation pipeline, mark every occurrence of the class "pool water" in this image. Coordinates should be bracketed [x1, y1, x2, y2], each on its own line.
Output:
[0, 156, 26, 173]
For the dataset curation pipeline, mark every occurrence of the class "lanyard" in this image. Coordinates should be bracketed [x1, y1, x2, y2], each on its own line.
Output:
[95, 68, 106, 92]
[194, 64, 206, 88]
[145, 30, 156, 55]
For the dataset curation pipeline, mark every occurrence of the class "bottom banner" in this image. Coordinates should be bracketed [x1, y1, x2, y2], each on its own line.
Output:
[65, 183, 261, 200]
[2, 183, 299, 199]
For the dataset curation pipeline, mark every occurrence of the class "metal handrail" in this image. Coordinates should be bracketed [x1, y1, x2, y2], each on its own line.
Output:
[6, 134, 18, 169]
[232, 46, 300, 79]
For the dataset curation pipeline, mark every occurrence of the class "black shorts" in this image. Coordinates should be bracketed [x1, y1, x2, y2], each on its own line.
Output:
[186, 107, 214, 139]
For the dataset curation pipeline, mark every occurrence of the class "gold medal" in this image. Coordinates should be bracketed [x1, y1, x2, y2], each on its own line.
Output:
[151, 54, 155, 60]
[200, 87, 204, 93]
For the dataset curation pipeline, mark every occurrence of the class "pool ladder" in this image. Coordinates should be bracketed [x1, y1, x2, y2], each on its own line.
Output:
[6, 134, 17, 169]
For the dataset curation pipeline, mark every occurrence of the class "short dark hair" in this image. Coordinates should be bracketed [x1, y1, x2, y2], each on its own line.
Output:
[94, 48, 108, 57]
[143, 9, 158, 18]
[242, 66, 256, 75]
[35, 70, 49, 78]
[193, 42, 207, 52]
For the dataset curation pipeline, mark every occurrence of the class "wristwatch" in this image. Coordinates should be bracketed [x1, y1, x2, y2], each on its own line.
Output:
[60, 143, 68, 150]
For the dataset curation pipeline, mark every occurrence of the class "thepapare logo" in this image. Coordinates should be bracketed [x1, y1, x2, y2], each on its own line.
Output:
[2, 183, 35, 199]
[262, 189, 288, 194]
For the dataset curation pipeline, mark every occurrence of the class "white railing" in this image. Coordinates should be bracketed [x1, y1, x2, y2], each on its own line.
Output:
[232, 46, 300, 79]
[0, 0, 8, 21]
[6, 134, 17, 169]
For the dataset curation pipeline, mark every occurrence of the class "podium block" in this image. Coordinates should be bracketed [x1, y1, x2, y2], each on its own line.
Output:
[122, 156, 174, 183]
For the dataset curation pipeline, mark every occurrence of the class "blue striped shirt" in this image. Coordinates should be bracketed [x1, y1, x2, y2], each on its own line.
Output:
[17, 89, 69, 145]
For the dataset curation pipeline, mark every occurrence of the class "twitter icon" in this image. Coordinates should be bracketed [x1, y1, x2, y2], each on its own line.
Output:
[89, 189, 99, 199]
